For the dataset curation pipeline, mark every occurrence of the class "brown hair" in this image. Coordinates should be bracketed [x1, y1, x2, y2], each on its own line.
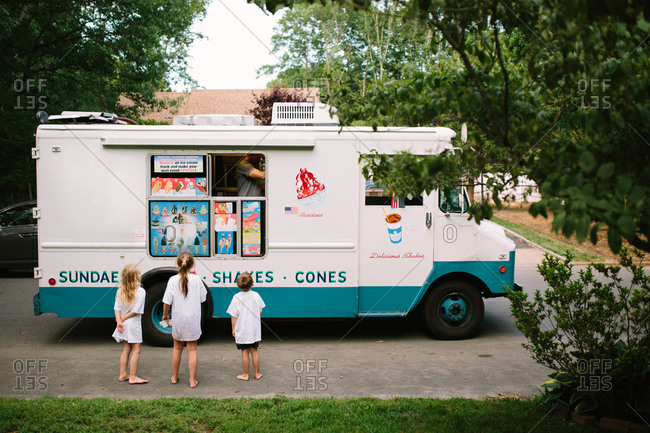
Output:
[177, 252, 194, 297]
[118, 264, 141, 307]
[236, 272, 253, 292]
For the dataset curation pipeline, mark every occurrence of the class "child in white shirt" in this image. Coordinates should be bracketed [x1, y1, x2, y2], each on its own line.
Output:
[227, 272, 265, 380]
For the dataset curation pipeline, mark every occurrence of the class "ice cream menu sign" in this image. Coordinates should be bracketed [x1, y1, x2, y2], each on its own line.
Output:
[151, 155, 207, 197]
[215, 202, 237, 255]
[154, 155, 204, 173]
[242, 201, 262, 256]
[149, 201, 210, 257]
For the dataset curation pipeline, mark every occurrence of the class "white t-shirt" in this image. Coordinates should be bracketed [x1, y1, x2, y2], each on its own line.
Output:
[162, 273, 207, 341]
[226, 290, 265, 344]
[112, 287, 146, 343]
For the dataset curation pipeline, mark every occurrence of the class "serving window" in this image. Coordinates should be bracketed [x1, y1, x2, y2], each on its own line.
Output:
[148, 153, 267, 258]
[211, 153, 265, 197]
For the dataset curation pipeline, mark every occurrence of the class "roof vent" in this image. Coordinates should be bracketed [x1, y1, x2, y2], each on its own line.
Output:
[172, 114, 256, 126]
[271, 103, 338, 126]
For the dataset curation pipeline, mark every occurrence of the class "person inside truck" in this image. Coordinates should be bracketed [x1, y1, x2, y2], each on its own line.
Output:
[235, 154, 265, 196]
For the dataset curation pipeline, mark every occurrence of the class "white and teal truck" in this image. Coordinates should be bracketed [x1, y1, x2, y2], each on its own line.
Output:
[32, 104, 520, 345]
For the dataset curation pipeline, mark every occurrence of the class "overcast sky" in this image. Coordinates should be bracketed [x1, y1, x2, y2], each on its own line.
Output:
[182, 0, 285, 90]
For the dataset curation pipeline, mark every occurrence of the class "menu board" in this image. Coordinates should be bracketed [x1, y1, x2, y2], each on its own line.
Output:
[242, 200, 262, 256]
[153, 155, 205, 174]
[149, 201, 210, 257]
[215, 202, 237, 255]
[150, 155, 208, 197]
[151, 177, 207, 197]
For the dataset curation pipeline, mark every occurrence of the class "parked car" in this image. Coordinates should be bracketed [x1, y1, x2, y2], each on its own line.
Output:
[0, 200, 37, 271]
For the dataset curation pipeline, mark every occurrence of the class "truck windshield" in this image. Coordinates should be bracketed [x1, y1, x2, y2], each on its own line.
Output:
[439, 186, 469, 213]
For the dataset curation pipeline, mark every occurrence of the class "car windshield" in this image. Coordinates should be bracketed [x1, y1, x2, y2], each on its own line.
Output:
[0, 205, 34, 227]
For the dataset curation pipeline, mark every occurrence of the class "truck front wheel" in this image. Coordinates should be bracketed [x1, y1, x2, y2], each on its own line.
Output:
[142, 280, 173, 346]
[422, 280, 484, 339]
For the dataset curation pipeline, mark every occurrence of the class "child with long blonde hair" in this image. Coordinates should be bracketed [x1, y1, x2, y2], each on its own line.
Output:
[112, 263, 148, 384]
[162, 252, 207, 388]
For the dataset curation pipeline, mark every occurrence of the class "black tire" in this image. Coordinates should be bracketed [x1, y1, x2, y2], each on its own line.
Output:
[143, 280, 173, 346]
[421, 280, 484, 340]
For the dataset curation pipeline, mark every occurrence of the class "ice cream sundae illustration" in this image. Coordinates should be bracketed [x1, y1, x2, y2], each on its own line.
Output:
[296, 168, 325, 206]
[195, 178, 207, 194]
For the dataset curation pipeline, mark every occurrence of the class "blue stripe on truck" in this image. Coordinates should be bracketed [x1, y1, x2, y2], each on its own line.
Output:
[34, 253, 515, 318]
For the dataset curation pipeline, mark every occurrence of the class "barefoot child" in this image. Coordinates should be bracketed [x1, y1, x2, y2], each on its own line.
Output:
[112, 263, 148, 384]
[162, 252, 206, 389]
[227, 272, 265, 381]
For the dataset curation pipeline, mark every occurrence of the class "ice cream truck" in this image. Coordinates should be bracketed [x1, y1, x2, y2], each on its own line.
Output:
[31, 104, 520, 345]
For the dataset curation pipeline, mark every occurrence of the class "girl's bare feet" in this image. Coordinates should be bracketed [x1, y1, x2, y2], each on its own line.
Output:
[171, 376, 179, 385]
[236, 374, 249, 381]
[254, 372, 263, 380]
[128, 376, 149, 385]
[118, 375, 129, 382]
[190, 380, 198, 389]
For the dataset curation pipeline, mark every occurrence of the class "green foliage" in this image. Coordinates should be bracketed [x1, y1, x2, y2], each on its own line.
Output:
[508, 248, 650, 420]
[0, 0, 208, 207]
[247, 86, 309, 125]
[256, 0, 650, 253]
[258, 1, 434, 104]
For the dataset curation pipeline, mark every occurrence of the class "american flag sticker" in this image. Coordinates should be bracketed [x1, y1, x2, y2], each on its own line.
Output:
[391, 193, 405, 209]
[285, 206, 298, 215]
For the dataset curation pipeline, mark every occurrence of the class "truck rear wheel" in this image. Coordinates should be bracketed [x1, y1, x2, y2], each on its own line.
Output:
[143, 280, 173, 346]
[142, 278, 212, 346]
[422, 280, 484, 339]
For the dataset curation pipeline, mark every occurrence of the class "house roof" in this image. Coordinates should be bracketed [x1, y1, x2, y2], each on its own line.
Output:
[122, 88, 319, 123]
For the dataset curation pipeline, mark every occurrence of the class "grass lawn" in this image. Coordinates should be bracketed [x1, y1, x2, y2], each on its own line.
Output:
[0, 396, 606, 432]
[491, 216, 601, 263]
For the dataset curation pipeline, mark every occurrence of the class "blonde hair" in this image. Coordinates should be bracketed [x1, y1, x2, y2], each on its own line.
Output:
[118, 264, 141, 306]
[237, 272, 253, 292]
[177, 252, 194, 297]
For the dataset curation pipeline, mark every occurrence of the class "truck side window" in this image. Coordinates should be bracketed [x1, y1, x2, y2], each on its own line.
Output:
[211, 153, 267, 258]
[364, 180, 423, 206]
[439, 186, 469, 213]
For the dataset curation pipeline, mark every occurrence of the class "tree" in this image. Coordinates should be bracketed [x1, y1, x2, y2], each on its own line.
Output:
[254, 0, 650, 253]
[0, 0, 208, 207]
[258, 1, 433, 105]
[247, 86, 308, 125]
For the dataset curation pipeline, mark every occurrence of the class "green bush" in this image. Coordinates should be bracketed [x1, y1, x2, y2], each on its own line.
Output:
[508, 248, 650, 421]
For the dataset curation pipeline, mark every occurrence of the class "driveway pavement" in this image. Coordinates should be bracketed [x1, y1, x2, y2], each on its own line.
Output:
[1, 236, 553, 400]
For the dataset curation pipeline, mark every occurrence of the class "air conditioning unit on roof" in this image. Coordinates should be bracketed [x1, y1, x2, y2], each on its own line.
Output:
[271, 103, 338, 126]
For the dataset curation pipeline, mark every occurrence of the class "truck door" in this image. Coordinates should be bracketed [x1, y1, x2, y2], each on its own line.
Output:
[358, 177, 435, 315]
